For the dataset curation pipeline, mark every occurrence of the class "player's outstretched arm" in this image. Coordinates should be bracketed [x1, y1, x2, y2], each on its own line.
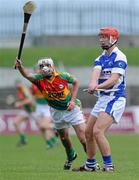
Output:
[14, 58, 35, 83]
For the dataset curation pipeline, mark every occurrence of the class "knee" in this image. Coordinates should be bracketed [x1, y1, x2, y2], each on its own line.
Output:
[36, 121, 43, 129]
[85, 128, 93, 141]
[93, 127, 102, 140]
[39, 126, 46, 132]
[14, 119, 19, 127]
[59, 132, 68, 142]
[77, 130, 86, 142]
[79, 136, 86, 145]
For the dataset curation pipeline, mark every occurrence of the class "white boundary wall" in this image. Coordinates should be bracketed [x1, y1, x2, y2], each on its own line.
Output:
[0, 66, 139, 88]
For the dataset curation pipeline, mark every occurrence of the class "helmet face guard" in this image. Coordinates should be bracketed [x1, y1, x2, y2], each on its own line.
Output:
[99, 27, 119, 50]
[37, 57, 54, 68]
[42, 66, 53, 78]
[37, 57, 54, 78]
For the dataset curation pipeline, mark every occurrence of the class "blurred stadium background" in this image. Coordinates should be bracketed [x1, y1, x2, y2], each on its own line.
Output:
[1, 0, 139, 134]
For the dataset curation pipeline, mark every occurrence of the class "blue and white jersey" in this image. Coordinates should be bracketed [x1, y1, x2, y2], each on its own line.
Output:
[93, 47, 127, 97]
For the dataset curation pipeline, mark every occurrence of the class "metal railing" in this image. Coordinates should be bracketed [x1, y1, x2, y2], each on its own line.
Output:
[0, 0, 139, 39]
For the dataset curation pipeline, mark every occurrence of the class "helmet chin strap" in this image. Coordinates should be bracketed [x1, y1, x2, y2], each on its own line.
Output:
[102, 36, 117, 50]
[44, 74, 53, 79]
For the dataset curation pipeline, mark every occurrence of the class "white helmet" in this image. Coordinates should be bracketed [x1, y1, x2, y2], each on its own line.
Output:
[37, 57, 54, 67]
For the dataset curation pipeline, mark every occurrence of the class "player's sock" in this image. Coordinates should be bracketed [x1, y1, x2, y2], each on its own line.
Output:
[102, 155, 113, 167]
[66, 148, 76, 161]
[63, 148, 77, 170]
[54, 130, 59, 137]
[20, 134, 27, 143]
[46, 139, 54, 148]
[85, 158, 97, 169]
[51, 135, 59, 144]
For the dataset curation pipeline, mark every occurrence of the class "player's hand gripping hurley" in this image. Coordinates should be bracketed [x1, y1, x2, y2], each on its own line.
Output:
[14, 1, 36, 69]
[83, 88, 119, 97]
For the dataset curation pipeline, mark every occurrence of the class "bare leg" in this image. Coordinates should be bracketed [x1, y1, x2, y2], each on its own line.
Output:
[14, 115, 27, 135]
[85, 115, 97, 159]
[72, 115, 101, 172]
[14, 115, 28, 146]
[36, 117, 55, 140]
[57, 128, 77, 170]
[93, 112, 113, 156]
[36, 117, 58, 148]
[57, 128, 73, 157]
[73, 122, 86, 152]
[93, 112, 114, 171]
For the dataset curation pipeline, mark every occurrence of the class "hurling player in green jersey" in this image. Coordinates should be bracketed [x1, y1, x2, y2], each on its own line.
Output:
[31, 82, 59, 149]
[14, 80, 58, 149]
[15, 57, 86, 170]
[14, 81, 36, 146]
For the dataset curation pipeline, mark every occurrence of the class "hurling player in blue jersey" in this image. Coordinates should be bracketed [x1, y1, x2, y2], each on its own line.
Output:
[73, 27, 127, 172]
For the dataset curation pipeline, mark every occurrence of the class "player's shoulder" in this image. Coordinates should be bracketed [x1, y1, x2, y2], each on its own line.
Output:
[34, 73, 43, 80]
[94, 50, 107, 62]
[58, 71, 76, 82]
[114, 47, 127, 62]
[94, 55, 102, 62]
[58, 71, 71, 77]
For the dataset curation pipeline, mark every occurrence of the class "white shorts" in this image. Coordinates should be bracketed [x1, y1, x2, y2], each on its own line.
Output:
[18, 110, 37, 120]
[35, 104, 51, 118]
[91, 96, 126, 123]
[50, 106, 85, 129]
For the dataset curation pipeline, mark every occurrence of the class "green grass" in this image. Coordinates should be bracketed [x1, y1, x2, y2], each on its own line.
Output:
[0, 134, 139, 180]
[0, 47, 139, 67]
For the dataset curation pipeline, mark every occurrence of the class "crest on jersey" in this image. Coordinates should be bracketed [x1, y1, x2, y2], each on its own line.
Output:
[108, 61, 113, 66]
[118, 62, 124, 68]
[59, 84, 64, 89]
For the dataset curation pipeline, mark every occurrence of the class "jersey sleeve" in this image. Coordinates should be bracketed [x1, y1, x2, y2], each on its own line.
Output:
[59, 72, 76, 83]
[93, 56, 102, 70]
[112, 55, 127, 75]
[33, 73, 43, 80]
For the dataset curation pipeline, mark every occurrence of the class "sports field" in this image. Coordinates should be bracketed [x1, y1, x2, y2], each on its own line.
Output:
[0, 134, 139, 180]
[0, 47, 139, 67]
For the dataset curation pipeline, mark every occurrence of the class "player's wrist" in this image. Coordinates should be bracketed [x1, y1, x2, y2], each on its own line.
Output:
[69, 100, 75, 107]
[18, 64, 23, 69]
[70, 98, 75, 103]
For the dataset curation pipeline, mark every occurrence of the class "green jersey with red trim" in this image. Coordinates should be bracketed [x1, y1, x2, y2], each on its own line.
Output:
[33, 71, 76, 110]
[17, 84, 36, 113]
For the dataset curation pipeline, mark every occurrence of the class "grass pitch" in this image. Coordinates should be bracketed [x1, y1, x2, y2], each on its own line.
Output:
[0, 134, 139, 180]
[1, 47, 139, 67]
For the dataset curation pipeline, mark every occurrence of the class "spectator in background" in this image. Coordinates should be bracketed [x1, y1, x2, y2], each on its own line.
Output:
[14, 57, 86, 170]
[72, 27, 127, 172]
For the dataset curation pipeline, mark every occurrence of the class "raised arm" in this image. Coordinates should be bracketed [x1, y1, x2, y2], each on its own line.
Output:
[14, 58, 36, 83]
